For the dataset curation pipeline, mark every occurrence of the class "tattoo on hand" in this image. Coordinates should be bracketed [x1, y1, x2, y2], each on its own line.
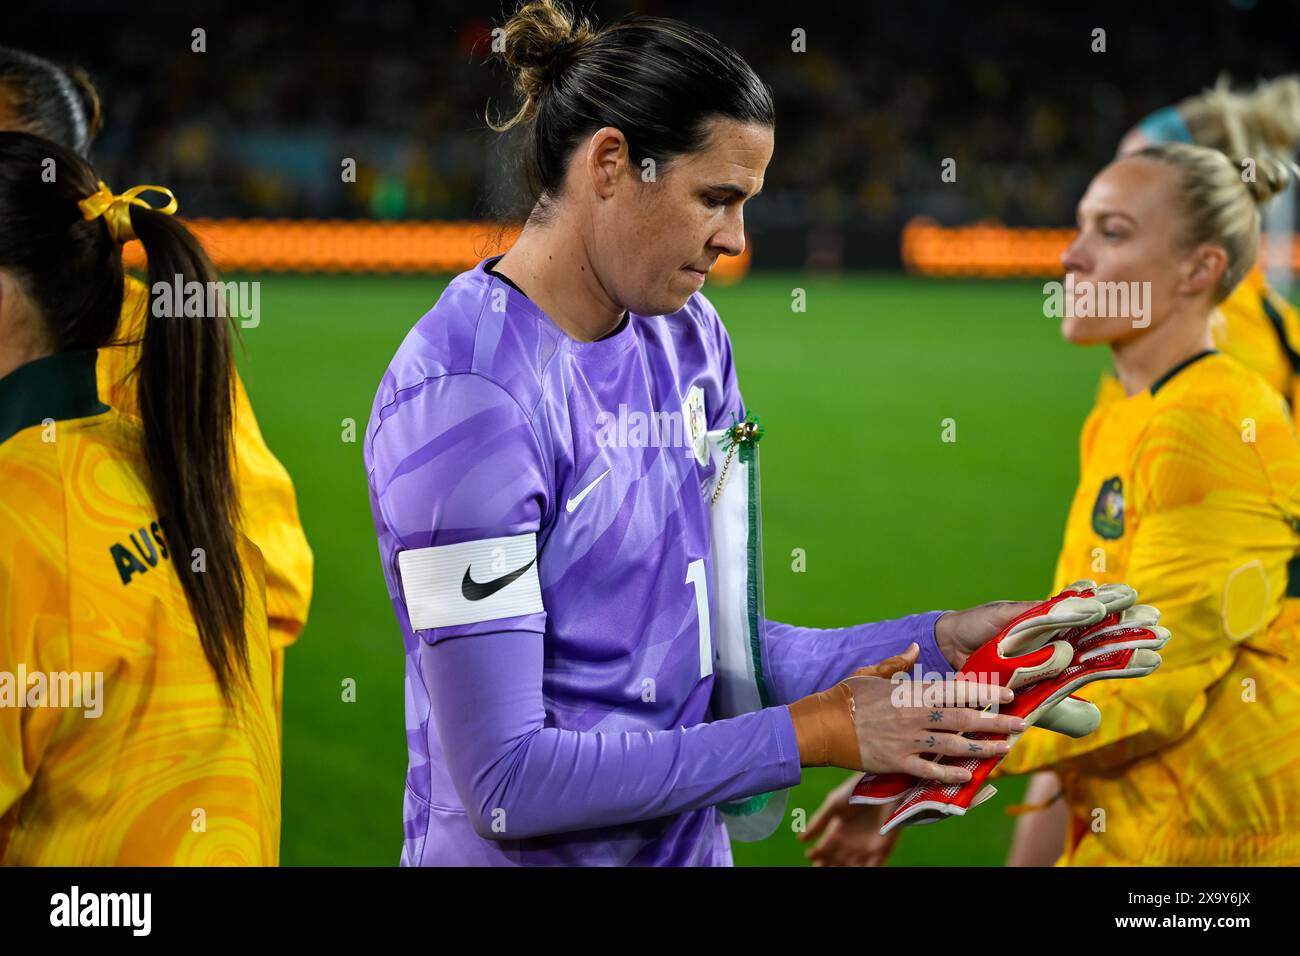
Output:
[928, 711, 943, 723]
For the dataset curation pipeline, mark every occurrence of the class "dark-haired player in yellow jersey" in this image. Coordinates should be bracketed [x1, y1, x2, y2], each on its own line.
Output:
[0, 46, 312, 726]
[0, 133, 279, 864]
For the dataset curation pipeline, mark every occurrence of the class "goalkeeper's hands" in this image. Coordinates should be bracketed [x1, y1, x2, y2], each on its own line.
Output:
[851, 589, 1106, 806]
[931, 582, 1148, 738]
[786, 643, 1027, 776]
[850, 581, 1169, 832]
[934, 598, 1042, 668]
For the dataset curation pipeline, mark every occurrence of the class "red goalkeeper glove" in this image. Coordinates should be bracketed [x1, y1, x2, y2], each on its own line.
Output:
[849, 581, 1168, 832]
[850, 584, 1107, 806]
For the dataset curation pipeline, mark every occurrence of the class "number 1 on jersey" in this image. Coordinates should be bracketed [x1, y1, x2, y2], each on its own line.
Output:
[685, 557, 713, 679]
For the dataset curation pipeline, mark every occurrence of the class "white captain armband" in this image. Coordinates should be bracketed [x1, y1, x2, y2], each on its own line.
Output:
[397, 533, 543, 630]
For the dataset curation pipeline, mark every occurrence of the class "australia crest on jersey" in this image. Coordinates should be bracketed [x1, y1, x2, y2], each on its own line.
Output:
[1091, 475, 1125, 539]
[682, 384, 709, 466]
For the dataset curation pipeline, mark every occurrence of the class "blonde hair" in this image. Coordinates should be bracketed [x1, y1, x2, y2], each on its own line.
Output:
[1179, 74, 1300, 160]
[1131, 142, 1296, 302]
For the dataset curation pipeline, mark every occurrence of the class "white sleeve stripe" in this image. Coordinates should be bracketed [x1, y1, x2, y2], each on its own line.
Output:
[398, 533, 543, 630]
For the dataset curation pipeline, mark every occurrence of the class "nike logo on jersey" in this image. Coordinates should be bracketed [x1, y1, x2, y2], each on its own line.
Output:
[566, 468, 611, 513]
[462, 557, 537, 601]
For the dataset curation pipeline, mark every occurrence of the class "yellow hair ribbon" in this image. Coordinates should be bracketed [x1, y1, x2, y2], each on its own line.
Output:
[78, 181, 178, 244]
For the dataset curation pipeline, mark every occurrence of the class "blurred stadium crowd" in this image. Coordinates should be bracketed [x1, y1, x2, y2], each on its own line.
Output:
[10, 0, 1300, 266]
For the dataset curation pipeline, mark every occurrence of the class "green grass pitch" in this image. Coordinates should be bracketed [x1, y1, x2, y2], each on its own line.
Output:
[231, 271, 1114, 866]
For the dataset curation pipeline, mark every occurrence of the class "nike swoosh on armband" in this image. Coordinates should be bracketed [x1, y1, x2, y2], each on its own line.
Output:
[397, 533, 543, 629]
[461, 557, 537, 601]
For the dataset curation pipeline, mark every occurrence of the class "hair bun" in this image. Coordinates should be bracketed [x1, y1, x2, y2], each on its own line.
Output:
[492, 0, 596, 131]
[1242, 152, 1298, 207]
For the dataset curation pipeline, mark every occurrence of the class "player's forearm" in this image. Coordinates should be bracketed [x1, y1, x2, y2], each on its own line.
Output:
[466, 708, 800, 840]
[996, 649, 1233, 777]
[426, 631, 801, 841]
[760, 611, 949, 704]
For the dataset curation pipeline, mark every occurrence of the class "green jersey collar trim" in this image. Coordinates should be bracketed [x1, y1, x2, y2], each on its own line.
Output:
[0, 350, 108, 446]
[1150, 349, 1217, 397]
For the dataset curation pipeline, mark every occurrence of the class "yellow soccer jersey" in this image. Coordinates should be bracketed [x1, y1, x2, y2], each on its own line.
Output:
[1215, 266, 1300, 407]
[998, 350, 1300, 865]
[98, 275, 312, 720]
[0, 350, 280, 865]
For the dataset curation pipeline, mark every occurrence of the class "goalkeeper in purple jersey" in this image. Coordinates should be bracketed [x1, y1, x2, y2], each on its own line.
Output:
[364, 0, 1030, 867]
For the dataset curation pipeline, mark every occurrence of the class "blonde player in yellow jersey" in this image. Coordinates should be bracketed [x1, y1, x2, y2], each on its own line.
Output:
[809, 143, 1300, 867]
[1005, 76, 1300, 866]
[0, 132, 279, 864]
[0, 46, 312, 721]
[996, 143, 1300, 866]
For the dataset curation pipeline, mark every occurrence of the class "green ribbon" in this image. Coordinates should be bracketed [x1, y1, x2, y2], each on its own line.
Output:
[720, 411, 765, 465]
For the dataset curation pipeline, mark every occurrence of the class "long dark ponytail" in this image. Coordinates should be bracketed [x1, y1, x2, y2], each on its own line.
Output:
[0, 131, 247, 700]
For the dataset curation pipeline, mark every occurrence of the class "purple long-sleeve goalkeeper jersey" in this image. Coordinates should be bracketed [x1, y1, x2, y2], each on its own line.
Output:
[364, 256, 950, 866]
